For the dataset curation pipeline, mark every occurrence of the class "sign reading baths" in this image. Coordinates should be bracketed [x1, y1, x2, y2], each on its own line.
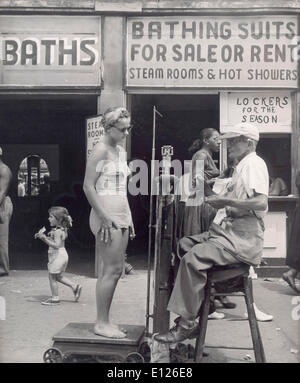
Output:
[0, 16, 101, 86]
[127, 16, 298, 87]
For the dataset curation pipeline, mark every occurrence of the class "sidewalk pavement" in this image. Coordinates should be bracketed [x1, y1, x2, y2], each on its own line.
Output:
[0, 268, 299, 363]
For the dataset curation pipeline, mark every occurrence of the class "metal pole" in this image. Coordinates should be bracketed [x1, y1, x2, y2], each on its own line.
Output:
[145, 106, 157, 335]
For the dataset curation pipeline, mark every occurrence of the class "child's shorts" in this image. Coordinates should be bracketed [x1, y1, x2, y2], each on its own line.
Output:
[47, 247, 69, 274]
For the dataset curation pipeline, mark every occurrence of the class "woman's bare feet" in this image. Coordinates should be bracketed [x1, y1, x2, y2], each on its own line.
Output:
[94, 323, 127, 339]
[111, 323, 127, 334]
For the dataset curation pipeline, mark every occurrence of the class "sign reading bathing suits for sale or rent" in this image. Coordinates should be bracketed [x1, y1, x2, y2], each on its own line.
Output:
[126, 16, 298, 88]
[86, 115, 104, 160]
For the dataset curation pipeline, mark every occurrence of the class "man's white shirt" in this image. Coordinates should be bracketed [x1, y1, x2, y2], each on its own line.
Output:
[213, 152, 269, 224]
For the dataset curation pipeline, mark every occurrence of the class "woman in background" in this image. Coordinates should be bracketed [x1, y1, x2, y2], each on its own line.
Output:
[183, 128, 220, 236]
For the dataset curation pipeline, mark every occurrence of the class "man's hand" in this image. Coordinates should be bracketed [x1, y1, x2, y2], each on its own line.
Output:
[205, 195, 229, 209]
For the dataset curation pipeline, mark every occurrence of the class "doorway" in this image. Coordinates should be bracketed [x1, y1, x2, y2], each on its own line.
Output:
[128, 93, 220, 254]
[0, 96, 97, 270]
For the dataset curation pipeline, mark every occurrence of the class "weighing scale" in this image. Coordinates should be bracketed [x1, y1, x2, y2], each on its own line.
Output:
[43, 323, 148, 363]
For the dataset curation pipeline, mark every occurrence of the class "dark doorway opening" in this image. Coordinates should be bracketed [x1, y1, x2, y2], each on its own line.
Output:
[0, 96, 97, 272]
[128, 93, 219, 255]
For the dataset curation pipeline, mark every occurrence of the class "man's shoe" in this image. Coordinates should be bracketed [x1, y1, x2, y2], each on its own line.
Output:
[208, 311, 225, 320]
[187, 325, 200, 340]
[172, 317, 200, 340]
[215, 296, 236, 309]
[154, 323, 197, 344]
[244, 304, 273, 322]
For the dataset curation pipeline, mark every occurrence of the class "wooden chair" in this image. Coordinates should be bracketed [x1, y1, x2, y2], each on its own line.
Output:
[194, 264, 266, 363]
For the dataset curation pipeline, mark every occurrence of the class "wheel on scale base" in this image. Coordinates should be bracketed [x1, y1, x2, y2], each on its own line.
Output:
[43, 347, 64, 363]
[138, 341, 151, 363]
[126, 352, 145, 363]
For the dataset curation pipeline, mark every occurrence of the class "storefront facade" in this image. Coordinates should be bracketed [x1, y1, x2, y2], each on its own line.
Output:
[0, 11, 103, 259]
[0, 1, 299, 267]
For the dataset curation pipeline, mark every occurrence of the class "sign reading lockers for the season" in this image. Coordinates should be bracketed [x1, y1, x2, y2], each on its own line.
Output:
[86, 115, 104, 160]
[127, 16, 298, 88]
[0, 16, 101, 86]
[220, 92, 292, 134]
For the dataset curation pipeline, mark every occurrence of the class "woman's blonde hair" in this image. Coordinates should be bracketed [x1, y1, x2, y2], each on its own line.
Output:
[48, 206, 72, 228]
[102, 107, 130, 132]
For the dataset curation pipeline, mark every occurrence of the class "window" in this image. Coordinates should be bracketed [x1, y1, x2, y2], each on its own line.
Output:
[18, 155, 50, 197]
[257, 135, 291, 195]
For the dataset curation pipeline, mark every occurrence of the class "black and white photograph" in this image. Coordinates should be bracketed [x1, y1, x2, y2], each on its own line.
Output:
[0, 0, 300, 368]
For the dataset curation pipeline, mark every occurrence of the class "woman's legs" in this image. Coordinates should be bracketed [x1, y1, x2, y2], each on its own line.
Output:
[286, 268, 299, 278]
[111, 230, 129, 331]
[94, 228, 129, 338]
[121, 229, 129, 269]
[283, 267, 300, 293]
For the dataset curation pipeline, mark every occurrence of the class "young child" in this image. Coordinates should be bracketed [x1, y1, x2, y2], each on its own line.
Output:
[34, 206, 82, 306]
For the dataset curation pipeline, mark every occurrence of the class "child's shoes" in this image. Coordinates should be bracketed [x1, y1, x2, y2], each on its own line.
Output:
[74, 284, 82, 302]
[41, 298, 60, 306]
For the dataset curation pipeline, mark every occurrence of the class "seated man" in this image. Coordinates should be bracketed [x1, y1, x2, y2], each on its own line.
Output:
[155, 123, 269, 343]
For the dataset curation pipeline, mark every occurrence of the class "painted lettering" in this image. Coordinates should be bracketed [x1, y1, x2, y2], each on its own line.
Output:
[1, 37, 99, 66]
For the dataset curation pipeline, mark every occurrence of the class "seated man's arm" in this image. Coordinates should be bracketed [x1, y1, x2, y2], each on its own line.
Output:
[227, 192, 267, 210]
[206, 192, 267, 211]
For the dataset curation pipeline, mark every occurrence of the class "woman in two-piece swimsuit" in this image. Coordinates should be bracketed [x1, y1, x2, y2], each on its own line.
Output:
[83, 107, 135, 339]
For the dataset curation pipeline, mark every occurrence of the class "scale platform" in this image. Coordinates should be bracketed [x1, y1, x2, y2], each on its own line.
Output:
[43, 323, 149, 363]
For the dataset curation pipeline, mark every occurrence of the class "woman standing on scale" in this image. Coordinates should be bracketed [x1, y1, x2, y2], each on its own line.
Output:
[83, 107, 135, 339]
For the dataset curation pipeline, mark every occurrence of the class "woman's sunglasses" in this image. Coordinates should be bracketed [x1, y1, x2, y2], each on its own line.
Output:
[113, 126, 132, 134]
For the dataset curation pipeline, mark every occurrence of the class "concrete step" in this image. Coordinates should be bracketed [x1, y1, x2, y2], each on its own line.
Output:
[255, 265, 288, 278]
[261, 258, 287, 266]
[256, 258, 288, 278]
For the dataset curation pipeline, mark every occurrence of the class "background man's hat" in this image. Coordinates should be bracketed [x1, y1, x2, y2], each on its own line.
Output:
[220, 123, 259, 141]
